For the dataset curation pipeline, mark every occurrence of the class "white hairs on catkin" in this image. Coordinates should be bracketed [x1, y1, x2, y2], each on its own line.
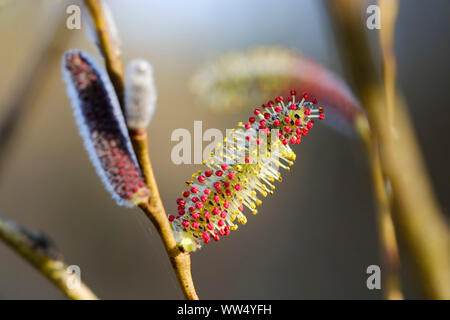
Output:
[124, 59, 157, 129]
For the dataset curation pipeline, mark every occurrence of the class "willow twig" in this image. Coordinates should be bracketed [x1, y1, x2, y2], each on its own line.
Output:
[0, 215, 98, 300]
[325, 0, 450, 299]
[0, 15, 74, 172]
[83, 0, 199, 300]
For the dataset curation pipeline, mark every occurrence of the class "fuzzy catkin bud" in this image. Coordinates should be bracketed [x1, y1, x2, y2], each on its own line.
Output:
[124, 59, 157, 129]
[62, 50, 149, 207]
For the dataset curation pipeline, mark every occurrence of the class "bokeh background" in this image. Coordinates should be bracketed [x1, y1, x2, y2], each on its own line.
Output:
[0, 0, 448, 299]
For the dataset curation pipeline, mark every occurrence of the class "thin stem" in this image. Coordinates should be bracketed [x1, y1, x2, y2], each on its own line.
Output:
[325, 0, 450, 299]
[0, 215, 98, 300]
[357, 119, 403, 300]
[83, 0, 199, 300]
[84, 0, 125, 107]
[0, 14, 74, 172]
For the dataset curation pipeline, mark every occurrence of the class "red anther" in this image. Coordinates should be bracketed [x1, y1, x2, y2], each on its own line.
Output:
[245, 135, 252, 141]
[278, 132, 283, 139]
[296, 128, 302, 135]
[215, 170, 223, 176]
[218, 219, 224, 227]
[302, 92, 309, 99]
[192, 212, 200, 219]
[256, 138, 262, 145]
[191, 197, 199, 203]
[224, 181, 231, 188]
[220, 211, 227, 218]
[213, 234, 220, 242]
[282, 138, 289, 145]
[296, 136, 301, 144]
[205, 170, 212, 177]
[197, 175, 206, 183]
[290, 90, 296, 96]
[245, 156, 250, 163]
[274, 106, 282, 113]
[131, 186, 138, 193]
[284, 116, 291, 124]
[213, 207, 220, 215]
[238, 205, 243, 212]
[221, 164, 229, 171]
[178, 209, 185, 215]
[311, 97, 318, 104]
[284, 126, 292, 133]
[302, 128, 309, 136]
[225, 189, 232, 197]
[290, 103, 296, 110]
[195, 202, 203, 209]
[168, 215, 175, 222]
[290, 137, 297, 144]
[295, 118, 301, 126]
[207, 223, 214, 230]
[228, 171, 235, 179]
[223, 201, 230, 209]
[307, 121, 314, 130]
[189, 206, 195, 213]
[200, 195, 208, 202]
[202, 232, 210, 242]
[219, 229, 225, 236]
[267, 100, 274, 107]
[264, 112, 271, 119]
[275, 96, 283, 102]
[176, 198, 183, 204]
[319, 114, 325, 120]
[259, 120, 266, 127]
[183, 191, 190, 197]
[190, 186, 199, 193]
[254, 109, 261, 115]
[178, 199, 186, 206]
[182, 220, 190, 228]
[204, 211, 211, 219]
[261, 103, 267, 108]
[249, 116, 256, 123]
[235, 184, 242, 191]
[304, 109, 311, 116]
[273, 119, 280, 127]
[192, 222, 200, 229]
[204, 188, 211, 195]
[213, 182, 221, 189]
[214, 195, 220, 203]
[245, 123, 252, 130]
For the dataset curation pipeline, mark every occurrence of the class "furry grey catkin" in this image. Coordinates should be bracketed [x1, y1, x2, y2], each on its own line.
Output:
[62, 50, 149, 207]
[124, 60, 157, 129]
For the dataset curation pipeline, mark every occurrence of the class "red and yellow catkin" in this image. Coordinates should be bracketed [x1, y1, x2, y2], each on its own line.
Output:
[62, 50, 149, 206]
[170, 91, 325, 251]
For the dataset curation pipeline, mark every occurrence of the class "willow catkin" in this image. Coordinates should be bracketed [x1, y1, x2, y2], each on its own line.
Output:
[170, 90, 325, 251]
[124, 59, 157, 129]
[62, 50, 149, 207]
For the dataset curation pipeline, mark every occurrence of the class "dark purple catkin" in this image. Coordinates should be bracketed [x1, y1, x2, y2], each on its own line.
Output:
[62, 50, 149, 206]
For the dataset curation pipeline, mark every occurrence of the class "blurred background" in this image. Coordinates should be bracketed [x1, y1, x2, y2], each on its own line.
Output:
[0, 0, 448, 299]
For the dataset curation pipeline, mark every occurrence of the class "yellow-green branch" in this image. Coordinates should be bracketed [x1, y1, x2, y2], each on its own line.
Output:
[0, 215, 98, 300]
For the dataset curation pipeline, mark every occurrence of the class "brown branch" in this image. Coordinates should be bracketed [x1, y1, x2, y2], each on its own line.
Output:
[325, 0, 450, 299]
[0, 215, 98, 300]
[83, 0, 125, 107]
[83, 0, 199, 300]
